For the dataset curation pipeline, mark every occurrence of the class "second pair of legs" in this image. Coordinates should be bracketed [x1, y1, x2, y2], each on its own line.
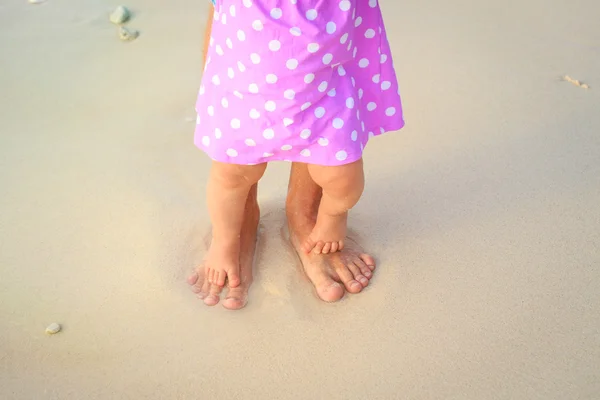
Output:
[205, 158, 365, 288]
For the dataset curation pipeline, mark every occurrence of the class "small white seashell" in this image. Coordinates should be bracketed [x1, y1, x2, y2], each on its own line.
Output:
[110, 5, 131, 25]
[119, 26, 139, 41]
[45, 323, 61, 335]
[29, 0, 47, 4]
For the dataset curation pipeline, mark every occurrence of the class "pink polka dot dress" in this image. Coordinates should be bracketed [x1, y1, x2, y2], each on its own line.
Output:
[195, 0, 404, 166]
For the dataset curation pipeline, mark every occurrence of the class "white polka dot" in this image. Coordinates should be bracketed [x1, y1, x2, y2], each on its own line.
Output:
[315, 107, 326, 118]
[226, 38, 233, 49]
[250, 53, 261, 64]
[339, 0, 351, 11]
[215, 128, 222, 138]
[346, 97, 355, 108]
[221, 98, 229, 108]
[270, 8, 282, 19]
[300, 149, 311, 157]
[252, 20, 263, 31]
[338, 65, 346, 76]
[372, 74, 381, 83]
[318, 81, 328, 92]
[353, 47, 358, 58]
[351, 77, 356, 87]
[245, 138, 256, 146]
[301, 102, 312, 111]
[207, 106, 215, 116]
[327, 89, 336, 97]
[209, 36, 214, 46]
[286, 58, 299, 70]
[265, 101, 276, 112]
[365, 28, 376, 38]
[347, 40, 353, 51]
[307, 43, 320, 53]
[340, 33, 349, 44]
[199, 85, 205, 95]
[221, 13, 227, 24]
[211, 75, 220, 85]
[290, 0, 297, 3]
[326, 22, 337, 34]
[215, 45, 224, 55]
[358, 88, 364, 98]
[322, 53, 333, 65]
[283, 118, 294, 127]
[300, 129, 311, 139]
[237, 30, 246, 41]
[248, 83, 259, 93]
[249, 109, 260, 119]
[369, 0, 378, 7]
[243, 0, 252, 7]
[380, 54, 388, 63]
[385, 107, 397, 116]
[233, 91, 243, 99]
[237, 61, 246, 72]
[318, 138, 329, 146]
[351, 130, 358, 141]
[227, 68, 235, 79]
[290, 27, 302, 36]
[281, 144, 293, 151]
[355, 17, 363, 27]
[202, 136, 210, 146]
[381, 81, 392, 90]
[333, 118, 344, 129]
[263, 128, 275, 139]
[226, 148, 238, 157]
[230, 5, 236, 16]
[269, 40, 281, 51]
[361, 121, 365, 132]
[368, 131, 374, 138]
[196, 114, 201, 124]
[380, 127, 385, 134]
[367, 102, 377, 111]
[304, 73, 315, 83]
[359, 58, 369, 68]
[284, 89, 296, 99]
[306, 9, 318, 20]
[231, 119, 241, 129]
[266, 73, 278, 84]
[335, 150, 348, 161]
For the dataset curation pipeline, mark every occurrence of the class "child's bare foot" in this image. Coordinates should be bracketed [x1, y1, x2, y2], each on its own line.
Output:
[204, 238, 241, 288]
[302, 212, 347, 254]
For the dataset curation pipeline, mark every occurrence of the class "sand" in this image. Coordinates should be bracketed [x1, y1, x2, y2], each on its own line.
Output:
[1, 0, 599, 399]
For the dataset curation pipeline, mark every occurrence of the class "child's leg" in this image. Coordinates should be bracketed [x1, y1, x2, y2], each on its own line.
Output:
[206, 161, 266, 287]
[303, 159, 365, 254]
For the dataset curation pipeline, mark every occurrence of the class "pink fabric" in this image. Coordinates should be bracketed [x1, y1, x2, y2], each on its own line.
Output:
[195, 0, 404, 166]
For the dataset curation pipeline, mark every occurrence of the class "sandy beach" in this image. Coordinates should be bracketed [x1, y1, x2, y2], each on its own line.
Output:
[1, 0, 599, 398]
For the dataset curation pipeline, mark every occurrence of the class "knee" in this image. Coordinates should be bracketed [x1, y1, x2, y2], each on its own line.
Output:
[308, 159, 365, 196]
[211, 162, 267, 189]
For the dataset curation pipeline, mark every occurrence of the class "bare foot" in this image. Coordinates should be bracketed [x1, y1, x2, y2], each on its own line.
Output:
[288, 209, 375, 302]
[188, 187, 259, 309]
[203, 239, 241, 288]
[302, 212, 347, 254]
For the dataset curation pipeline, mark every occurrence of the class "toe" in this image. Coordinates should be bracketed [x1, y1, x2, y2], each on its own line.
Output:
[316, 280, 345, 302]
[302, 238, 315, 254]
[314, 241, 325, 255]
[338, 240, 345, 251]
[322, 242, 332, 254]
[203, 283, 223, 306]
[354, 257, 373, 279]
[222, 286, 248, 310]
[188, 269, 210, 299]
[227, 269, 241, 288]
[336, 266, 363, 294]
[216, 270, 226, 287]
[330, 242, 339, 253]
[359, 253, 376, 270]
[347, 262, 369, 288]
